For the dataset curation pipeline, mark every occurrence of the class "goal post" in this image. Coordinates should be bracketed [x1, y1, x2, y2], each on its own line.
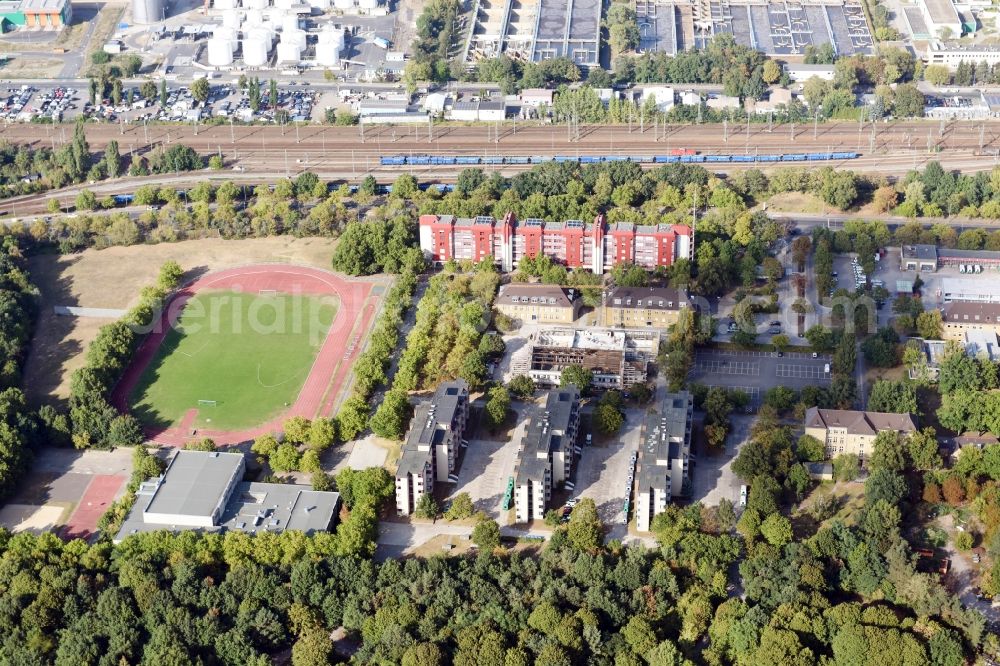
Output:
[258, 289, 278, 297]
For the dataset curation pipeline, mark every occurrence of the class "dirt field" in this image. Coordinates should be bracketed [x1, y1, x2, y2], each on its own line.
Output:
[24, 236, 339, 405]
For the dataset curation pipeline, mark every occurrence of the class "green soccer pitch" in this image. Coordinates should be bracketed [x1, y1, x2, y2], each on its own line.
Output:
[129, 290, 337, 431]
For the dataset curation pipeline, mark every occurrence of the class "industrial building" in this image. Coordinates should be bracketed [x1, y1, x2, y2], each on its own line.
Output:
[602, 286, 688, 330]
[804, 408, 918, 462]
[0, 0, 71, 31]
[514, 388, 582, 523]
[510, 327, 660, 389]
[115, 450, 340, 542]
[635, 391, 692, 532]
[418, 213, 692, 274]
[901, 245, 1000, 274]
[463, 0, 601, 68]
[395, 380, 470, 516]
[495, 284, 581, 325]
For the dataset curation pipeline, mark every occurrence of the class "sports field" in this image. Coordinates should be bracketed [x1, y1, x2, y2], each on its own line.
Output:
[129, 290, 337, 430]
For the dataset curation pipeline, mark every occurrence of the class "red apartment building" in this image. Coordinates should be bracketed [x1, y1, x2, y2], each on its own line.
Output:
[418, 213, 692, 273]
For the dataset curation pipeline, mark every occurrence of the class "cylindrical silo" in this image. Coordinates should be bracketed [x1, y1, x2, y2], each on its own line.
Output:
[242, 39, 268, 66]
[315, 40, 339, 66]
[222, 8, 241, 28]
[247, 25, 273, 46]
[281, 28, 306, 50]
[244, 7, 263, 25]
[357, 0, 377, 10]
[281, 13, 298, 32]
[132, 0, 165, 24]
[308, 0, 329, 8]
[276, 41, 301, 63]
[333, 0, 353, 9]
[273, 0, 293, 9]
[207, 38, 235, 66]
[243, 0, 266, 11]
[214, 0, 236, 10]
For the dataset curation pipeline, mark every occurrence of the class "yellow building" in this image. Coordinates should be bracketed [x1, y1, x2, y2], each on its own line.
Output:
[602, 287, 686, 330]
[804, 407, 918, 463]
[941, 301, 1000, 342]
[495, 284, 580, 325]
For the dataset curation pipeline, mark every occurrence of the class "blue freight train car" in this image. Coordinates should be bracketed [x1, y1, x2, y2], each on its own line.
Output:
[381, 152, 860, 166]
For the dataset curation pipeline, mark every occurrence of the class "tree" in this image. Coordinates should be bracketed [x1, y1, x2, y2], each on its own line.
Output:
[402, 643, 444, 666]
[907, 428, 941, 470]
[252, 433, 280, 458]
[796, 434, 825, 462]
[75, 189, 97, 211]
[916, 310, 943, 340]
[772, 334, 790, 353]
[308, 418, 336, 451]
[594, 401, 624, 435]
[507, 374, 535, 399]
[833, 453, 860, 481]
[299, 449, 322, 474]
[484, 385, 510, 431]
[869, 431, 906, 473]
[924, 64, 951, 86]
[370, 389, 411, 440]
[208, 154, 224, 170]
[283, 416, 312, 444]
[415, 492, 439, 519]
[105, 140, 121, 179]
[291, 629, 333, 666]
[760, 514, 792, 548]
[445, 492, 475, 520]
[160, 78, 168, 107]
[867, 379, 917, 414]
[567, 498, 603, 551]
[762, 59, 782, 83]
[560, 365, 592, 392]
[269, 443, 301, 472]
[472, 516, 501, 550]
[191, 77, 210, 104]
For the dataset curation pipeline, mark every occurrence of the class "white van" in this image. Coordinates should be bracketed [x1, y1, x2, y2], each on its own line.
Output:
[739, 485, 748, 507]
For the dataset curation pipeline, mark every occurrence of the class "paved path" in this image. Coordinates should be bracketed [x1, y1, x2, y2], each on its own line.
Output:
[110, 265, 377, 446]
[54, 305, 127, 318]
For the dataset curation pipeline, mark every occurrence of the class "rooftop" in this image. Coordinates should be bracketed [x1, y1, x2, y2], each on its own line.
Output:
[805, 407, 918, 435]
[515, 388, 580, 485]
[902, 244, 938, 261]
[922, 0, 960, 26]
[497, 284, 576, 309]
[397, 380, 469, 477]
[143, 450, 243, 519]
[637, 392, 692, 492]
[606, 286, 686, 311]
[18, 0, 68, 10]
[942, 300, 1000, 323]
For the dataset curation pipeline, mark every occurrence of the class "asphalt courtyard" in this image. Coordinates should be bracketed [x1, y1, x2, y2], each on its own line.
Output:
[689, 349, 832, 407]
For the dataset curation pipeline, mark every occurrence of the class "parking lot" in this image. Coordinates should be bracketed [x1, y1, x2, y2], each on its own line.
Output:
[448, 406, 529, 519]
[1, 85, 82, 123]
[689, 349, 831, 405]
[572, 406, 643, 531]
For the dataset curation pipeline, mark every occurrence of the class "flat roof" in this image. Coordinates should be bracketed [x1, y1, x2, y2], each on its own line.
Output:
[18, 0, 67, 10]
[398, 380, 468, 477]
[143, 450, 243, 518]
[922, 0, 960, 25]
[902, 244, 938, 261]
[637, 392, 691, 492]
[515, 388, 579, 485]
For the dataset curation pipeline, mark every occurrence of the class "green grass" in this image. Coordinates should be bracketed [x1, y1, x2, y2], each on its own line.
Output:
[130, 290, 337, 430]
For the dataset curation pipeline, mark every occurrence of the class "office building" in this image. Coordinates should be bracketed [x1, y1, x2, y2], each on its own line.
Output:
[395, 380, 470, 516]
[804, 408, 918, 462]
[941, 301, 1000, 342]
[636, 391, 692, 532]
[418, 213, 692, 273]
[602, 286, 687, 330]
[495, 284, 580, 325]
[514, 388, 581, 523]
[115, 450, 340, 542]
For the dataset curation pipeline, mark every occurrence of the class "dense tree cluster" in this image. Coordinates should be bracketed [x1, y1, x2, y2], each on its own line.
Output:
[68, 261, 184, 449]
[337, 266, 419, 441]
[370, 263, 499, 439]
[330, 213, 423, 276]
[0, 239, 38, 500]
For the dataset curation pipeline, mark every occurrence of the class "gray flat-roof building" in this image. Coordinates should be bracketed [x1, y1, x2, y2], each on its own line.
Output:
[395, 380, 470, 516]
[116, 450, 340, 542]
[636, 391, 692, 532]
[901, 244, 939, 272]
[514, 388, 581, 523]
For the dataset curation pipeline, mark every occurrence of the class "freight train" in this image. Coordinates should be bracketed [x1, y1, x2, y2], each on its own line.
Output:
[379, 151, 859, 166]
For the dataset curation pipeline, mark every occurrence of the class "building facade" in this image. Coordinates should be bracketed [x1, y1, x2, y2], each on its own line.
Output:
[636, 391, 692, 532]
[509, 327, 660, 390]
[804, 407, 918, 462]
[418, 213, 692, 274]
[514, 388, 581, 523]
[941, 301, 1000, 342]
[395, 380, 470, 516]
[602, 286, 687, 329]
[495, 284, 580, 325]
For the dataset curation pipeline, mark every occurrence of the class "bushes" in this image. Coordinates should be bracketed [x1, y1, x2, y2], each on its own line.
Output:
[69, 262, 184, 449]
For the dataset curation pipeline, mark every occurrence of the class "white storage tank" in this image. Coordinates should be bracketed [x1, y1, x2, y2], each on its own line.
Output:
[282, 28, 306, 50]
[244, 8, 263, 25]
[277, 41, 302, 63]
[333, 0, 353, 9]
[214, 0, 236, 9]
[274, 0, 293, 9]
[247, 26, 273, 47]
[315, 40, 339, 66]
[308, 0, 329, 8]
[242, 38, 269, 66]
[207, 38, 235, 66]
[132, 0, 164, 23]
[222, 9, 241, 28]
[357, 0, 378, 10]
[243, 0, 266, 9]
[281, 13, 298, 32]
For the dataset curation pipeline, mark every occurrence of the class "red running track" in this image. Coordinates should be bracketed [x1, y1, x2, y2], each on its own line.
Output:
[110, 265, 377, 446]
